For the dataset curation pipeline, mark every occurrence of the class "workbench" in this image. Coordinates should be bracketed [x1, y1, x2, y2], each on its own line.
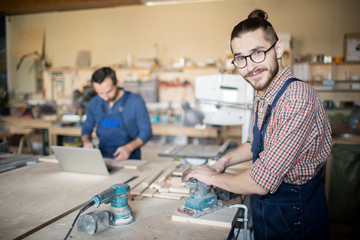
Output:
[0, 158, 235, 240]
[0, 116, 57, 129]
[48, 123, 221, 154]
[0, 117, 58, 154]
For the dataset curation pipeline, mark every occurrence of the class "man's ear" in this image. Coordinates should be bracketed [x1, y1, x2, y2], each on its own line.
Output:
[275, 40, 285, 59]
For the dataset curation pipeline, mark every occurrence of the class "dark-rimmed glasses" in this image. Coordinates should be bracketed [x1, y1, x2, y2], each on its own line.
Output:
[232, 42, 277, 69]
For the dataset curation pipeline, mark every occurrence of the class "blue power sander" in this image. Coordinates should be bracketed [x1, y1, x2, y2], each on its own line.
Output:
[76, 183, 134, 235]
[92, 183, 134, 226]
[178, 178, 223, 217]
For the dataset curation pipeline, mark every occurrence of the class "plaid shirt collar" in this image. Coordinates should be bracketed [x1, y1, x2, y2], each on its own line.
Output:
[255, 66, 295, 107]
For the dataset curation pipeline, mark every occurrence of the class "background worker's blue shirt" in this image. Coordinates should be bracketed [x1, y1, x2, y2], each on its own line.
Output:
[81, 90, 152, 159]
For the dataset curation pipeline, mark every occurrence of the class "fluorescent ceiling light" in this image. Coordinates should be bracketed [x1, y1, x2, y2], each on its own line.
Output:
[141, 0, 226, 7]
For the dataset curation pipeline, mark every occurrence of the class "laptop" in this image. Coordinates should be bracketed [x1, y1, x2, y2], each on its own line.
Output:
[51, 146, 118, 176]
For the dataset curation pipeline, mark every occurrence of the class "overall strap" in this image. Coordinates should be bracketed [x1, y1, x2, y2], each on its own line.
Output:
[270, 78, 301, 109]
[257, 78, 301, 131]
[119, 90, 129, 109]
[118, 90, 134, 140]
[259, 78, 302, 150]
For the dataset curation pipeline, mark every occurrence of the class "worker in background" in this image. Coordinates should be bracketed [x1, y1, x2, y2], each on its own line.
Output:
[81, 67, 152, 161]
[187, 9, 331, 240]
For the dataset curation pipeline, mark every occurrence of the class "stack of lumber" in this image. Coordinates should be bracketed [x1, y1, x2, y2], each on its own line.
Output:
[130, 162, 192, 200]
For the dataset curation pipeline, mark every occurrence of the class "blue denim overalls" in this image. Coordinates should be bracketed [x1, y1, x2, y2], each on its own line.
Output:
[97, 91, 140, 159]
[251, 78, 330, 240]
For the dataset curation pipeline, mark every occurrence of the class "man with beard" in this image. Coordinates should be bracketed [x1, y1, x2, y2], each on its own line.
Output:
[81, 67, 152, 161]
[187, 9, 331, 240]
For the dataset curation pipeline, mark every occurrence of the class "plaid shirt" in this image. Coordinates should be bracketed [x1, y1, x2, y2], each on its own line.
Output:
[249, 67, 332, 194]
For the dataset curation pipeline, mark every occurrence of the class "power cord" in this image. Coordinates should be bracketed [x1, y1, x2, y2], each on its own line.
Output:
[64, 200, 95, 240]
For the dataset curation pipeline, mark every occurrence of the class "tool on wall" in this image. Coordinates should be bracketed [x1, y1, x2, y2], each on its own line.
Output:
[177, 177, 223, 218]
[64, 178, 137, 239]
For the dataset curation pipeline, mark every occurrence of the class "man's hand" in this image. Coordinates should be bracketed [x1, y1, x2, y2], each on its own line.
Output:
[209, 156, 228, 173]
[82, 135, 94, 149]
[83, 141, 94, 149]
[113, 145, 132, 161]
[186, 165, 218, 186]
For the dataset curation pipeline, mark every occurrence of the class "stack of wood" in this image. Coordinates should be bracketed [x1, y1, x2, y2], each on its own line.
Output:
[130, 162, 192, 200]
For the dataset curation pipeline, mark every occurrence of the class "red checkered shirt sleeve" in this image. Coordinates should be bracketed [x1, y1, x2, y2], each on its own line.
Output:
[250, 82, 332, 194]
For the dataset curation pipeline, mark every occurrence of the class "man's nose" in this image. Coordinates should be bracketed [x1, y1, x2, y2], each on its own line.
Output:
[246, 57, 257, 71]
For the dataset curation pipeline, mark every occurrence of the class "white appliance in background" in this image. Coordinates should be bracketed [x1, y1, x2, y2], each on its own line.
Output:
[194, 74, 254, 143]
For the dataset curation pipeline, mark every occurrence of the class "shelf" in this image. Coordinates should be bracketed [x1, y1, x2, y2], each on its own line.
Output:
[308, 80, 360, 83]
[333, 61, 360, 65]
[299, 61, 360, 66]
[43, 66, 222, 72]
[315, 89, 360, 92]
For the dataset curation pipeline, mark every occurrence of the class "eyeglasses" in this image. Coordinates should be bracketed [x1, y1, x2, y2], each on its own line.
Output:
[231, 42, 277, 69]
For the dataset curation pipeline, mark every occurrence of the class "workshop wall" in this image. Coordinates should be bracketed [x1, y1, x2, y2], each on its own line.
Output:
[5, 0, 360, 93]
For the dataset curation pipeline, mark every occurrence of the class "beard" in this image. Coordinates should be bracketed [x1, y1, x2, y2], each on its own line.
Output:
[107, 88, 119, 103]
[243, 59, 279, 92]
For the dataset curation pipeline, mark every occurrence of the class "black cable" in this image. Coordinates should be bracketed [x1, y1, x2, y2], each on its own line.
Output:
[63, 200, 95, 240]
[63, 210, 81, 240]
[63, 177, 137, 239]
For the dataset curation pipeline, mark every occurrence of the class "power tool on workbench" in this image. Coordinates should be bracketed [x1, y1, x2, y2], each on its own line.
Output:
[75, 183, 134, 235]
[92, 183, 134, 226]
[178, 178, 223, 218]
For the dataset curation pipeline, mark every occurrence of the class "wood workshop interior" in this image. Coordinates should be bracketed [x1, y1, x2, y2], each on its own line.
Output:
[0, 0, 359, 239]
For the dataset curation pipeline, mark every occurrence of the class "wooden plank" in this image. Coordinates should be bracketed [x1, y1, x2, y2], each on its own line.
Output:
[130, 183, 149, 196]
[16, 28, 44, 59]
[128, 173, 148, 190]
[142, 188, 158, 198]
[149, 181, 166, 190]
[173, 164, 191, 176]
[130, 163, 170, 195]
[38, 155, 57, 163]
[156, 163, 179, 182]
[153, 192, 184, 200]
[172, 206, 237, 228]
[104, 159, 147, 169]
[167, 176, 184, 185]
[141, 168, 165, 187]
[169, 185, 191, 194]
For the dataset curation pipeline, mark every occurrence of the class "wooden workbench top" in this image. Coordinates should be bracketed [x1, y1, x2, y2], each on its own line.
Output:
[0, 159, 233, 239]
[0, 116, 57, 128]
[0, 160, 148, 239]
[48, 123, 220, 137]
[30, 196, 231, 240]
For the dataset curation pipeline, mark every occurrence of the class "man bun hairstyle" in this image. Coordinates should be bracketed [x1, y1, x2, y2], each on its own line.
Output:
[231, 9, 278, 44]
[248, 9, 268, 20]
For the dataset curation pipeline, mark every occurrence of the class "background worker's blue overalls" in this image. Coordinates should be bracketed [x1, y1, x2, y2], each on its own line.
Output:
[97, 91, 140, 159]
[251, 78, 330, 240]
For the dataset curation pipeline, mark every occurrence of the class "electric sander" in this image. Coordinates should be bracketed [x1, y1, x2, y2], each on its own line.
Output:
[77, 183, 134, 235]
[178, 178, 223, 217]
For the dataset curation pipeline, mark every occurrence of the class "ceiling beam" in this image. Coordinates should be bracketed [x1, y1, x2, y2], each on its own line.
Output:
[0, 0, 142, 15]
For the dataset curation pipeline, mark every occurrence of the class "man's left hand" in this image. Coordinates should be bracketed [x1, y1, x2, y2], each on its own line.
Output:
[113, 146, 132, 161]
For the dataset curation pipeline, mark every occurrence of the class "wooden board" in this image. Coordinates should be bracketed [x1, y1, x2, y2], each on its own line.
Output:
[154, 192, 184, 200]
[172, 206, 237, 228]
[16, 28, 44, 59]
[104, 159, 147, 169]
[40, 155, 147, 169]
[156, 163, 179, 182]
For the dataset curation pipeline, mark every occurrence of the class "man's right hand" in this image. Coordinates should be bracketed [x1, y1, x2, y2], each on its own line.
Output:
[81, 135, 94, 148]
[83, 141, 94, 148]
